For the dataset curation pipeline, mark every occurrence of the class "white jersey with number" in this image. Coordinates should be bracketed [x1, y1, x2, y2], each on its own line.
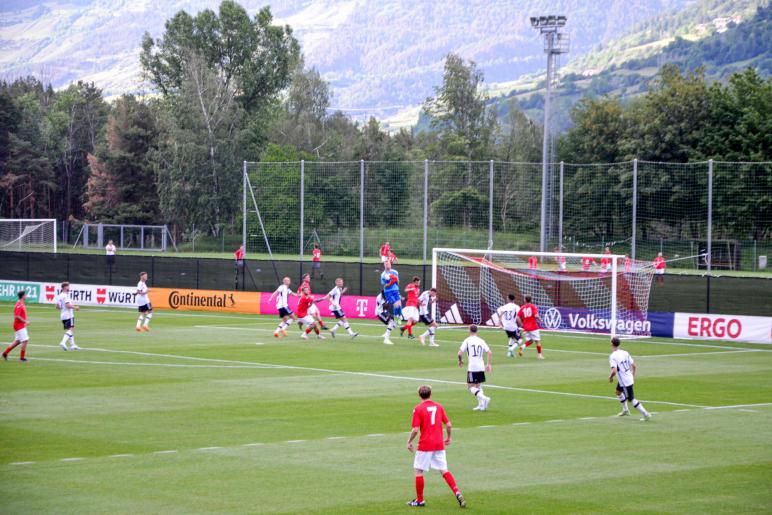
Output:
[274, 284, 290, 310]
[418, 291, 432, 316]
[609, 349, 635, 387]
[375, 293, 386, 316]
[56, 292, 73, 320]
[497, 302, 520, 331]
[136, 281, 149, 306]
[459, 336, 490, 372]
[327, 286, 343, 311]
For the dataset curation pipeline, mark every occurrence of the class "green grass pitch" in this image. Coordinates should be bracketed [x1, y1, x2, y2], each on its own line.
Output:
[1, 303, 770, 514]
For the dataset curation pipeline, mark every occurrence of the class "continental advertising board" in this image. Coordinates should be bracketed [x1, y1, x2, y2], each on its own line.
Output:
[150, 288, 262, 315]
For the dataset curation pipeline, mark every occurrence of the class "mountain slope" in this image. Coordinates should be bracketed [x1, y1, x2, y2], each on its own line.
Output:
[0, 0, 688, 112]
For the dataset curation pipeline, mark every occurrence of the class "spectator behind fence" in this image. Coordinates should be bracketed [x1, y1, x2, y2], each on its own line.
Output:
[105, 240, 116, 267]
[234, 245, 245, 289]
[311, 243, 323, 279]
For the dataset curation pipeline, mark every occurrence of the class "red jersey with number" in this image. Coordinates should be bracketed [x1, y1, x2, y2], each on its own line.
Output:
[13, 301, 26, 331]
[405, 284, 420, 307]
[600, 251, 611, 268]
[654, 256, 666, 270]
[582, 257, 595, 270]
[528, 256, 538, 270]
[380, 244, 390, 257]
[296, 295, 314, 318]
[411, 400, 448, 452]
[312, 248, 321, 262]
[517, 303, 540, 331]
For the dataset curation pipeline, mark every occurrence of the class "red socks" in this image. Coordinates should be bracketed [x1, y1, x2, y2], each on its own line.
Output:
[407, 322, 413, 335]
[3, 342, 18, 357]
[525, 341, 533, 347]
[19, 344, 26, 360]
[305, 327, 311, 334]
[442, 471, 459, 494]
[537, 344, 542, 354]
[314, 327, 320, 335]
[415, 476, 424, 502]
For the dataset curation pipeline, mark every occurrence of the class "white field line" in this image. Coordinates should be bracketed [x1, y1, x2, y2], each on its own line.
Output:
[7, 404, 768, 467]
[189, 324, 760, 359]
[53, 306, 772, 351]
[29, 345, 705, 408]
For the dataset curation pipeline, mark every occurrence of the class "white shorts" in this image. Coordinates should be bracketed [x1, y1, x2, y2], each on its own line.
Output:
[655, 269, 665, 275]
[413, 450, 447, 472]
[403, 306, 419, 322]
[523, 330, 541, 341]
[14, 328, 29, 342]
[600, 265, 609, 272]
[299, 315, 315, 326]
[308, 304, 320, 316]
[381, 255, 389, 263]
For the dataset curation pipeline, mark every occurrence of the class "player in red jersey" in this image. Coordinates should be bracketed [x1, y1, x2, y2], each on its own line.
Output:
[400, 276, 421, 339]
[528, 256, 538, 270]
[624, 254, 632, 273]
[653, 252, 666, 285]
[406, 385, 466, 508]
[296, 287, 325, 340]
[581, 255, 596, 271]
[553, 247, 567, 271]
[3, 291, 29, 362]
[311, 243, 323, 279]
[296, 273, 327, 331]
[516, 295, 544, 359]
[600, 247, 612, 272]
[380, 241, 391, 265]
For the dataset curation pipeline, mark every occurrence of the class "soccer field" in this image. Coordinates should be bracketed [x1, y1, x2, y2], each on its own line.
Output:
[1, 304, 770, 514]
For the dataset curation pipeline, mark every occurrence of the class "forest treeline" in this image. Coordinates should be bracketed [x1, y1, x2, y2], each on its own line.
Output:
[0, 1, 769, 242]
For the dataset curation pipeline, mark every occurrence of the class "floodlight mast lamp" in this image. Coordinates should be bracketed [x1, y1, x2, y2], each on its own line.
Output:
[531, 15, 569, 255]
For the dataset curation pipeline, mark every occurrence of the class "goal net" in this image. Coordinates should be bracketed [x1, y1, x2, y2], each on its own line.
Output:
[0, 219, 57, 253]
[432, 248, 656, 337]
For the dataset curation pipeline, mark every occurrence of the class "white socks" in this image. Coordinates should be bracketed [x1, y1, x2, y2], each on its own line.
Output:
[136, 315, 144, 328]
[60, 331, 75, 348]
[632, 399, 649, 416]
[144, 313, 152, 327]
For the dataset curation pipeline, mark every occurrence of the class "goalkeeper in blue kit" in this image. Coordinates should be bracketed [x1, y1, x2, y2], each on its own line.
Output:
[381, 259, 403, 318]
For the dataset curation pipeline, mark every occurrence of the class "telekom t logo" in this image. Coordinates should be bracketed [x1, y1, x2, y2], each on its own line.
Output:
[355, 299, 369, 317]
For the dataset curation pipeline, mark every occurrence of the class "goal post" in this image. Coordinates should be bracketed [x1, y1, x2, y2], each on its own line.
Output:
[431, 248, 655, 337]
[0, 219, 57, 253]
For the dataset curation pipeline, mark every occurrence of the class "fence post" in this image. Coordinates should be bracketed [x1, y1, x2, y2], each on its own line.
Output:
[423, 160, 429, 265]
[632, 159, 637, 261]
[558, 161, 564, 250]
[242, 161, 247, 251]
[300, 160, 305, 281]
[707, 159, 713, 273]
[488, 160, 494, 249]
[360, 160, 365, 295]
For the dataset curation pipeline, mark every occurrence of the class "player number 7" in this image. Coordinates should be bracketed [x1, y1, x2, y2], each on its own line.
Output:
[427, 406, 437, 425]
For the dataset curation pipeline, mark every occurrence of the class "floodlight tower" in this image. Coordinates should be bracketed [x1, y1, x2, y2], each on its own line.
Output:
[531, 15, 569, 253]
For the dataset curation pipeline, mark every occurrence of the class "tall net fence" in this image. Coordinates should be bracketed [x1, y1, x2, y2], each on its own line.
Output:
[244, 160, 771, 271]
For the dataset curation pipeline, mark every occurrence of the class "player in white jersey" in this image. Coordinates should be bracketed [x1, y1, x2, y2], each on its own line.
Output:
[270, 277, 298, 338]
[417, 288, 439, 347]
[320, 278, 358, 339]
[375, 290, 396, 345]
[56, 282, 80, 351]
[136, 271, 153, 332]
[496, 293, 522, 357]
[608, 337, 651, 421]
[458, 325, 492, 411]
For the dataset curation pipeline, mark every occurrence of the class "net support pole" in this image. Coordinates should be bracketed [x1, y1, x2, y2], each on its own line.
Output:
[488, 160, 494, 249]
[558, 161, 564, 250]
[242, 161, 247, 251]
[360, 160, 365, 295]
[422, 160, 429, 265]
[707, 159, 713, 273]
[631, 159, 637, 261]
[431, 247, 438, 321]
[300, 160, 305, 281]
[53, 219, 57, 253]
[610, 256, 618, 337]
[359, 160, 365, 262]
